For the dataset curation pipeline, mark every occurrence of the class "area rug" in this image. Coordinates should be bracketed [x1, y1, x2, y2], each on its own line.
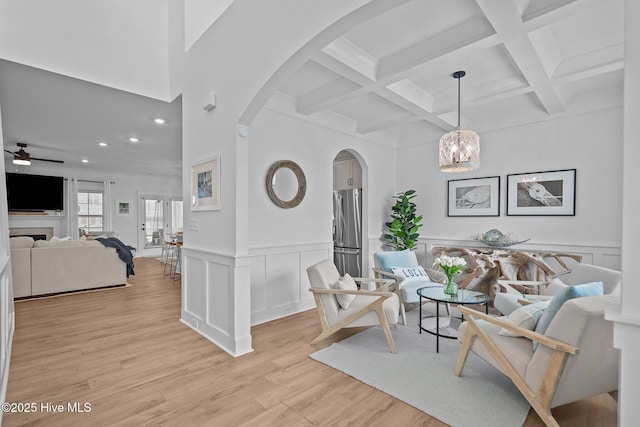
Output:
[310, 307, 530, 427]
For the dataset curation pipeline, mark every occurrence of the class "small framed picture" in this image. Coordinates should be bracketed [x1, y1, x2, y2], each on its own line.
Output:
[507, 169, 576, 216]
[447, 176, 500, 217]
[191, 155, 221, 211]
[116, 201, 131, 216]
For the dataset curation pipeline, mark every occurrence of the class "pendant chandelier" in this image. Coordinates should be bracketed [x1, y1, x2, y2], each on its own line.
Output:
[439, 71, 480, 172]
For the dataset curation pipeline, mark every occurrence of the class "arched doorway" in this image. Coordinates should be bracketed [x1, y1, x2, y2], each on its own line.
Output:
[332, 150, 364, 277]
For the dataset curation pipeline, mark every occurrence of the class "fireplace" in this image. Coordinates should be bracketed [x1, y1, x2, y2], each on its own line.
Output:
[9, 227, 54, 241]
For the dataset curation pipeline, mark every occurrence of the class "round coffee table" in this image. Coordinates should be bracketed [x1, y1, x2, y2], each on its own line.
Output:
[417, 285, 489, 352]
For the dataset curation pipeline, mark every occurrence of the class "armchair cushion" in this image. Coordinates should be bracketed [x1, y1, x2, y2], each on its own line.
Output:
[398, 280, 433, 303]
[375, 249, 418, 272]
[534, 281, 603, 349]
[337, 293, 400, 327]
[499, 300, 550, 337]
[334, 273, 358, 310]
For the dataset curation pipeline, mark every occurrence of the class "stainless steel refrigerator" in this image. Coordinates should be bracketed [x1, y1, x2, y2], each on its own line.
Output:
[333, 188, 362, 277]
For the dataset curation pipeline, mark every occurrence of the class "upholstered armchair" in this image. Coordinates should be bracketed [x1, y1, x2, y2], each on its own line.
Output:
[455, 263, 621, 427]
[372, 250, 447, 325]
[307, 259, 399, 353]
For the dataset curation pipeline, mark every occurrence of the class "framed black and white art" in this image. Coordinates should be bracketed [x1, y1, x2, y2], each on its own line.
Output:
[506, 169, 576, 216]
[447, 176, 500, 217]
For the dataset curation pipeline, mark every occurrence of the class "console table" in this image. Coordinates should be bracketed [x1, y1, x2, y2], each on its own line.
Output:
[431, 246, 582, 305]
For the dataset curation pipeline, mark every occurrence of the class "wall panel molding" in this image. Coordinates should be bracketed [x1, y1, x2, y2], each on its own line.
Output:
[180, 247, 252, 357]
[249, 242, 331, 326]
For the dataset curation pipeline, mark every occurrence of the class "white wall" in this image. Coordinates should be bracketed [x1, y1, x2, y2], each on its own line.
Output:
[180, 0, 408, 356]
[5, 162, 181, 250]
[0, 0, 173, 102]
[249, 106, 396, 248]
[246, 104, 397, 324]
[396, 107, 623, 249]
[609, 1, 640, 424]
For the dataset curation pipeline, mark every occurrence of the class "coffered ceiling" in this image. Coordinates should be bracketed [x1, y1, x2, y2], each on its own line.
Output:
[0, 0, 625, 175]
[276, 0, 624, 146]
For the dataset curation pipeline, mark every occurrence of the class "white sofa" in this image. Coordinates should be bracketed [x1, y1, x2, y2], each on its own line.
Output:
[10, 236, 127, 298]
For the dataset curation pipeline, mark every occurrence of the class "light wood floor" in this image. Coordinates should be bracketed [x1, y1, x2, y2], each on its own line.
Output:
[4, 258, 616, 426]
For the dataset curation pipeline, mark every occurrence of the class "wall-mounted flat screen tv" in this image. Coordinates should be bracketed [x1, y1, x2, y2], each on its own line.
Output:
[5, 173, 64, 212]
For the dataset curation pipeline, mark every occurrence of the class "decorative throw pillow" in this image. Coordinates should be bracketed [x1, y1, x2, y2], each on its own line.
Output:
[533, 281, 604, 350]
[334, 273, 358, 310]
[376, 250, 417, 272]
[498, 300, 550, 337]
[391, 266, 430, 283]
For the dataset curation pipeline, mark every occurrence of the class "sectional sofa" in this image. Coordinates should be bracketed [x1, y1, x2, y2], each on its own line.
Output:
[9, 236, 127, 298]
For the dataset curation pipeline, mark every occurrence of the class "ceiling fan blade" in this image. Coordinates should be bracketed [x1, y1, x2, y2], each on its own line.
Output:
[3, 149, 18, 155]
[30, 157, 64, 164]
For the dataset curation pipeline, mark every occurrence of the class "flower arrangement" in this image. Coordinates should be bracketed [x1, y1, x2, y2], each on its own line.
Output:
[433, 255, 466, 295]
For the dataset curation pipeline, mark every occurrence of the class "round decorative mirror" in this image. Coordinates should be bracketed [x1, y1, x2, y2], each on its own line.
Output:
[266, 160, 306, 208]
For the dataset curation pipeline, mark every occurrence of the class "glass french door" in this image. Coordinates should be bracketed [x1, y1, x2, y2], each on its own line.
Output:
[138, 195, 182, 254]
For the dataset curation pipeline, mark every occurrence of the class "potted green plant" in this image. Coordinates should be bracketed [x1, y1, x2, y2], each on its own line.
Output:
[383, 189, 423, 251]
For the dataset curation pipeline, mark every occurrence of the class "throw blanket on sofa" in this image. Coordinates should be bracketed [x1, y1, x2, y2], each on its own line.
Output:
[96, 237, 136, 277]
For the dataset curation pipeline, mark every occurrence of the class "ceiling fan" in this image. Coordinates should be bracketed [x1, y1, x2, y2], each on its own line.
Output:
[3, 143, 64, 165]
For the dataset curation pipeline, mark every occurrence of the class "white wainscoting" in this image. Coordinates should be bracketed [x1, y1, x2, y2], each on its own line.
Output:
[180, 242, 332, 357]
[180, 247, 253, 357]
[249, 242, 332, 326]
[0, 255, 15, 422]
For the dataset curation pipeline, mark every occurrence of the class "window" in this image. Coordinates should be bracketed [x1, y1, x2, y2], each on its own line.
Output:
[78, 191, 104, 233]
[171, 199, 183, 232]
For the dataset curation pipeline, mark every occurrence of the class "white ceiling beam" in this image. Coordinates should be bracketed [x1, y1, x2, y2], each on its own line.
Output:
[522, 0, 618, 28]
[357, 111, 419, 134]
[301, 23, 499, 125]
[377, 17, 496, 80]
[552, 44, 624, 83]
[386, 79, 435, 112]
[297, 79, 364, 115]
[321, 36, 378, 81]
[476, 0, 566, 115]
[472, 87, 622, 133]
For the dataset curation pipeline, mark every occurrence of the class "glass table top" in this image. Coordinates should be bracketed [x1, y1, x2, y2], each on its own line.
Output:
[417, 285, 489, 305]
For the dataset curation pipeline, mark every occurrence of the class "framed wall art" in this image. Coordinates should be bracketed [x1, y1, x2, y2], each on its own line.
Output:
[447, 176, 500, 217]
[506, 169, 576, 216]
[191, 155, 221, 211]
[116, 200, 131, 216]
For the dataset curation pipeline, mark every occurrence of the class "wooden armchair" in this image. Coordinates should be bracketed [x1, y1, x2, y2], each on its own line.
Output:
[307, 259, 399, 353]
[455, 290, 619, 426]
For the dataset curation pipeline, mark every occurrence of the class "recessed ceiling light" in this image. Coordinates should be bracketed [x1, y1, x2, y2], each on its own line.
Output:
[98, 142, 108, 147]
[128, 137, 140, 143]
[153, 118, 166, 124]
[82, 159, 89, 163]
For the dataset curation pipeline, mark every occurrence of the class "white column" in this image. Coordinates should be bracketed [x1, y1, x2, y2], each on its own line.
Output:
[606, 1, 640, 425]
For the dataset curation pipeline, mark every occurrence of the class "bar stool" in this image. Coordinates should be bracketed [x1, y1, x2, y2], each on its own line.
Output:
[163, 240, 177, 276]
[171, 242, 183, 280]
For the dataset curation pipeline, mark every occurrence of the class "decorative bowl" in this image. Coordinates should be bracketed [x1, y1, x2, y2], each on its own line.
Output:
[473, 229, 530, 249]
